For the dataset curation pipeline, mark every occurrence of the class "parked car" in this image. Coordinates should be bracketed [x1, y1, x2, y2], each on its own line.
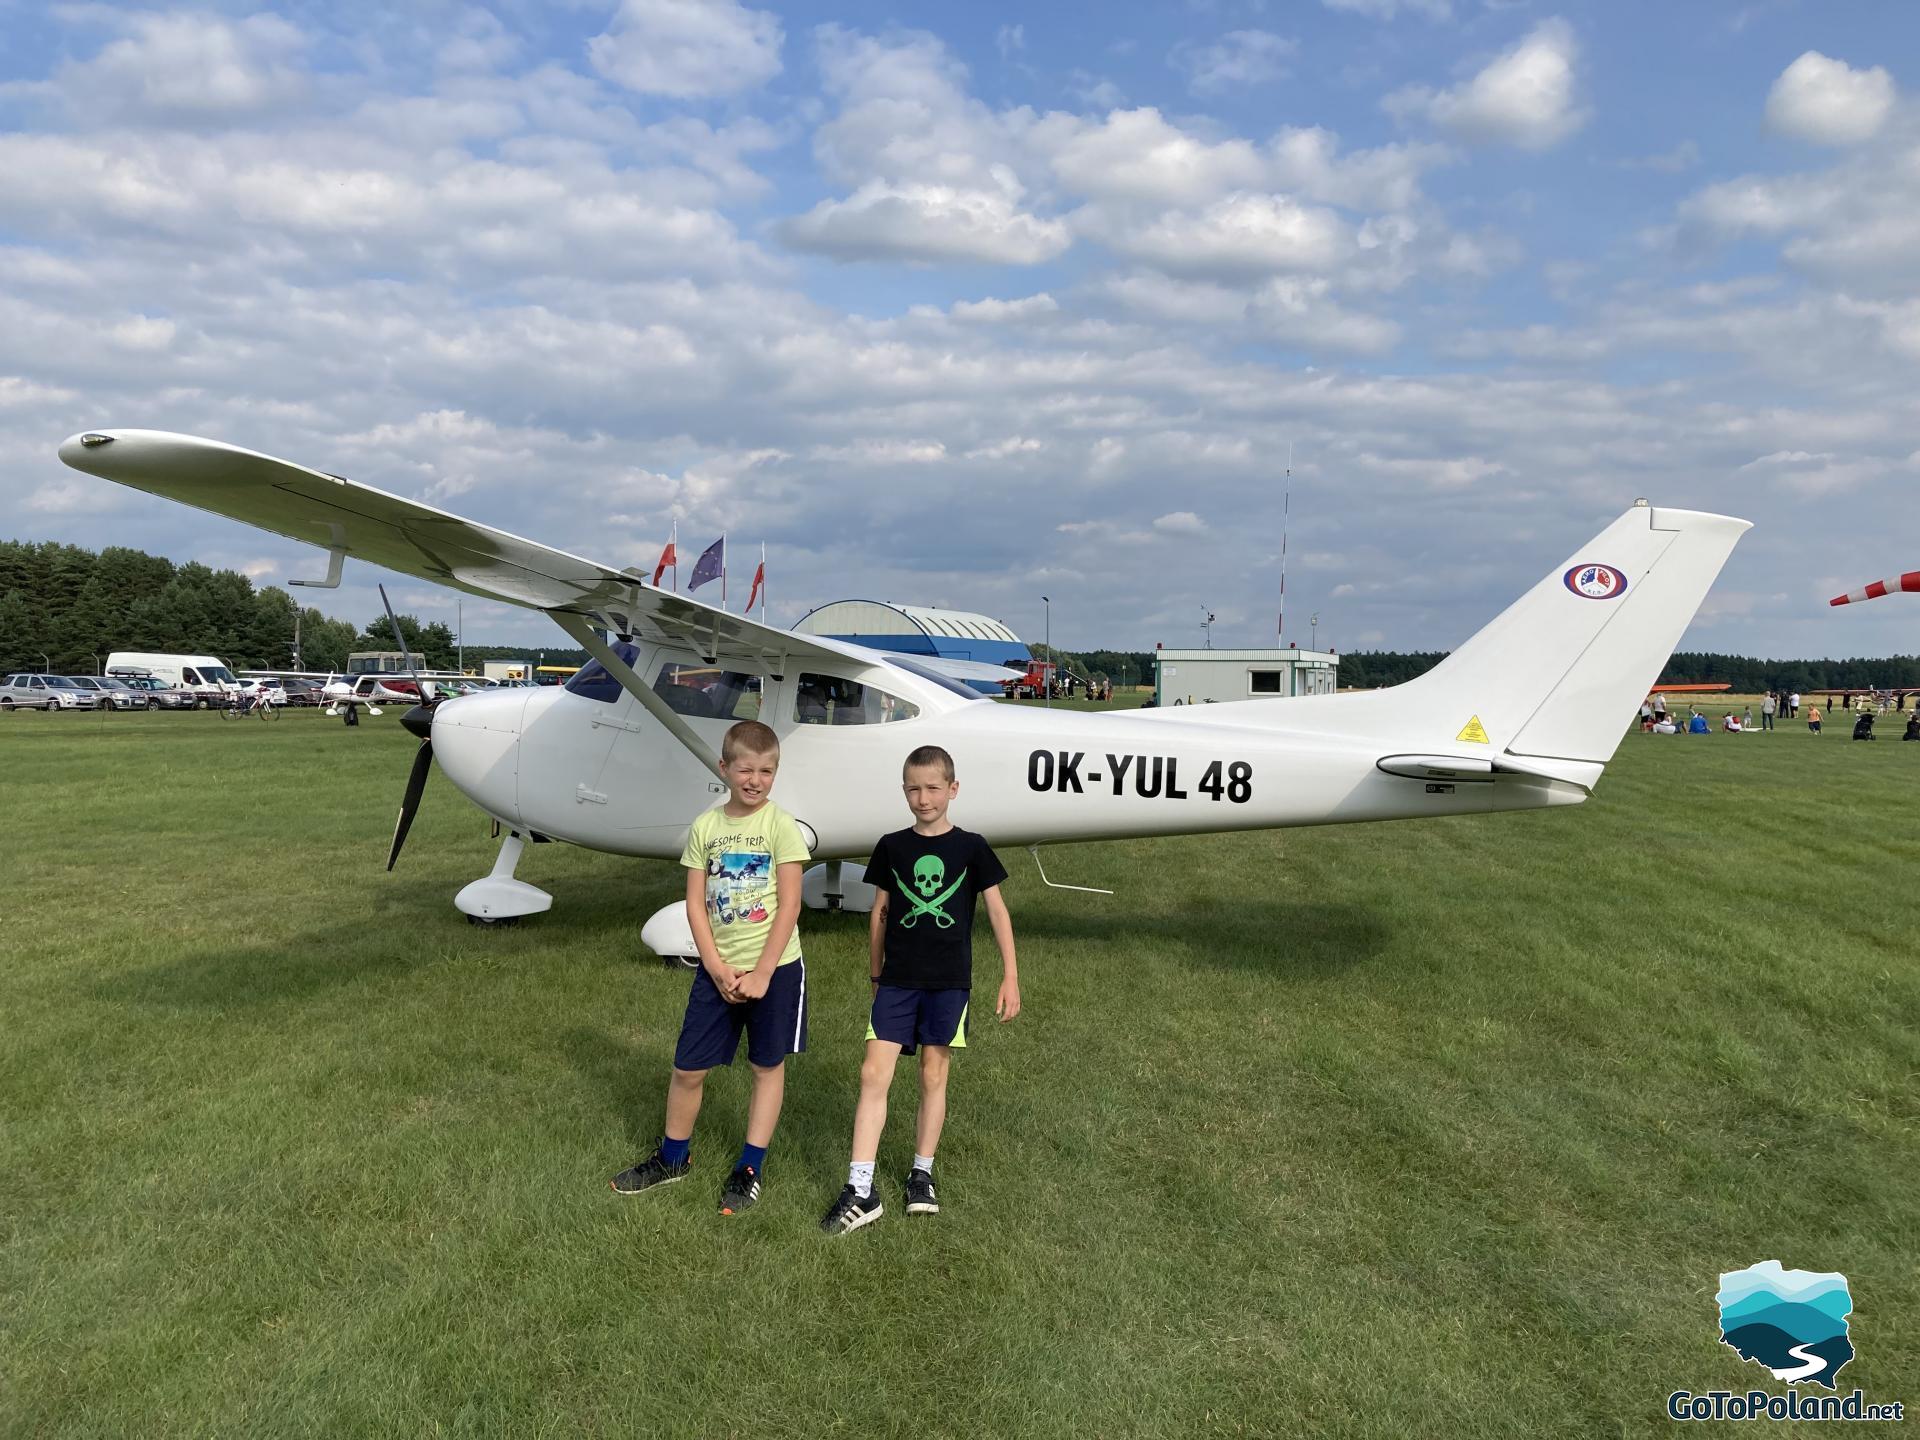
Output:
[276, 677, 326, 706]
[0, 674, 99, 710]
[110, 672, 194, 709]
[65, 675, 145, 711]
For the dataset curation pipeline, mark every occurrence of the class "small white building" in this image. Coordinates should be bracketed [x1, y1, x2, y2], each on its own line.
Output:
[1154, 647, 1339, 706]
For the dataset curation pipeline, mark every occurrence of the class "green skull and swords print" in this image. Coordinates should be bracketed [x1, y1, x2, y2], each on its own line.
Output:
[894, 853, 968, 929]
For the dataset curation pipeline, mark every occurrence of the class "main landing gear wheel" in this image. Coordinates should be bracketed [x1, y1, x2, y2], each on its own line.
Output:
[467, 914, 521, 928]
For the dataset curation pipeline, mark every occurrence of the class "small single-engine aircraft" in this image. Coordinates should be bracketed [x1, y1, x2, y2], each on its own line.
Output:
[61, 430, 1749, 947]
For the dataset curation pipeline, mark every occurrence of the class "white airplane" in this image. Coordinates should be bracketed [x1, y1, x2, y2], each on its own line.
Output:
[60, 429, 1749, 952]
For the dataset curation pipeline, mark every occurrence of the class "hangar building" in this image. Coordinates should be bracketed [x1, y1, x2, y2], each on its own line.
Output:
[794, 601, 1028, 691]
[1154, 647, 1339, 706]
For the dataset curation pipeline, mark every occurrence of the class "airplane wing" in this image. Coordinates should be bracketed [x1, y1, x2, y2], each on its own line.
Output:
[58, 429, 865, 672]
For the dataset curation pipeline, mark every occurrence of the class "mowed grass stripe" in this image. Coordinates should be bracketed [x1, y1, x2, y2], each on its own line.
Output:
[2, 707, 1915, 1436]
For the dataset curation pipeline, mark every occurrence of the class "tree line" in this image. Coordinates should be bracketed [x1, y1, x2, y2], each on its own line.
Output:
[6, 538, 1913, 691]
[0, 539, 558, 676]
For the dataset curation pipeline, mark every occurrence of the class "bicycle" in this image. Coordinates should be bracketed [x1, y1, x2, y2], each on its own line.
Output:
[219, 692, 281, 721]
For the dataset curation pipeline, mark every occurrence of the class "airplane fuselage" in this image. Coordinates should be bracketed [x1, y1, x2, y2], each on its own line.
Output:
[430, 645, 1585, 864]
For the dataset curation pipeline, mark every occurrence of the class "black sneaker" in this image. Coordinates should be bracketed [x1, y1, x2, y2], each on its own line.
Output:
[821, 1184, 884, 1235]
[719, 1164, 761, 1215]
[610, 1147, 690, 1195]
[905, 1167, 939, 1215]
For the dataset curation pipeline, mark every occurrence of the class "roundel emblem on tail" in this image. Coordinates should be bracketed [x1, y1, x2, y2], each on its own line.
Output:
[1564, 563, 1627, 600]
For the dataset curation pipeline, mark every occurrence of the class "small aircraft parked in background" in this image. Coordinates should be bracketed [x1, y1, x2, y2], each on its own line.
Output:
[61, 430, 1749, 954]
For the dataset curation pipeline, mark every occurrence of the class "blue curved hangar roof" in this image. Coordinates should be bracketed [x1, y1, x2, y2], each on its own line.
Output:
[794, 600, 1028, 693]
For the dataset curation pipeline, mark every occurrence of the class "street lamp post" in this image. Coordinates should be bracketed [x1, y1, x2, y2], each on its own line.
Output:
[1042, 595, 1051, 709]
[1310, 613, 1319, 652]
[39, 651, 50, 670]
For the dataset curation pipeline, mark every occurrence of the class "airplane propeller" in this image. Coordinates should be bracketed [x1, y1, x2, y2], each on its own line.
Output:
[379, 583, 444, 871]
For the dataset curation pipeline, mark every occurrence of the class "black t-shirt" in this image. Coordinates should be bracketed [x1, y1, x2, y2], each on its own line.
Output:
[867, 825, 1008, 990]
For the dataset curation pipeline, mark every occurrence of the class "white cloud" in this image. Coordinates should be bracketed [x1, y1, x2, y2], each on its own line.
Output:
[1170, 31, 1297, 95]
[50, 12, 309, 122]
[781, 176, 1071, 265]
[588, 0, 783, 99]
[1387, 19, 1586, 150]
[1267, 127, 1449, 211]
[1153, 511, 1207, 535]
[996, 24, 1025, 60]
[1105, 193, 1349, 279]
[950, 293, 1060, 323]
[1038, 108, 1266, 204]
[1765, 52, 1895, 146]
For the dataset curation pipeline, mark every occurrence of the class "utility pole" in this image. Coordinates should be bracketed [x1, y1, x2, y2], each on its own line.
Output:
[1042, 596, 1051, 709]
[1310, 613, 1319, 652]
[457, 599, 464, 674]
[293, 608, 302, 671]
[1201, 607, 1215, 649]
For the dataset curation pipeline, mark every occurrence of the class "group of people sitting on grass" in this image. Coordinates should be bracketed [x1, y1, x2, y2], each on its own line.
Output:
[1640, 693, 1824, 736]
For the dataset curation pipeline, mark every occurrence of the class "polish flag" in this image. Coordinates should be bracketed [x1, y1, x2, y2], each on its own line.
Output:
[747, 560, 765, 613]
[651, 538, 676, 586]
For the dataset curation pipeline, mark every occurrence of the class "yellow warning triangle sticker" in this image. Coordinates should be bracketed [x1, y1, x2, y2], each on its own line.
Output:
[1456, 715, 1490, 744]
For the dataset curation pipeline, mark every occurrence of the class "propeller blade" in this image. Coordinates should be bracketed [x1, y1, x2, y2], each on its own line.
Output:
[386, 739, 434, 871]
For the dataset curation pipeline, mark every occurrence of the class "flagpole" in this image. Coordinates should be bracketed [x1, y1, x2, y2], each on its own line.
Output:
[672, 519, 679, 594]
[761, 541, 768, 623]
[721, 535, 727, 613]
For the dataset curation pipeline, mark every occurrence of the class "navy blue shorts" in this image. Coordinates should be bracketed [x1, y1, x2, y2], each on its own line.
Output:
[867, 985, 968, 1055]
[673, 959, 808, 1071]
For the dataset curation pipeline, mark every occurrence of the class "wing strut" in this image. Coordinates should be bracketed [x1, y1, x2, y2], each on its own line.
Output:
[550, 612, 724, 778]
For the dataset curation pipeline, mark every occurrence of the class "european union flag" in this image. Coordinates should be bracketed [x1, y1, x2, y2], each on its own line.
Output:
[688, 536, 725, 592]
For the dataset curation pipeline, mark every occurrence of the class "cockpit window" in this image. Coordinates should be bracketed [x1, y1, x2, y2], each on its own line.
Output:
[793, 673, 919, 725]
[564, 643, 641, 703]
[655, 664, 763, 720]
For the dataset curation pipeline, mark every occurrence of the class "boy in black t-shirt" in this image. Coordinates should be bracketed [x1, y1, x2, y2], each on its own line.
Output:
[821, 744, 1020, 1234]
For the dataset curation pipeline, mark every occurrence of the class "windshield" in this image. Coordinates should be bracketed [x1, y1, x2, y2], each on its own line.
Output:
[884, 655, 991, 700]
[199, 666, 238, 685]
[46, 676, 80, 688]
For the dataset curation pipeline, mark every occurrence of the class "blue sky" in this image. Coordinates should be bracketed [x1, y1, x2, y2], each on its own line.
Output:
[3, 0, 1917, 657]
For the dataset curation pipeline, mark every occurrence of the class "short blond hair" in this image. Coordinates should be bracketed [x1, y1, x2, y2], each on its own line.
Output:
[722, 719, 780, 764]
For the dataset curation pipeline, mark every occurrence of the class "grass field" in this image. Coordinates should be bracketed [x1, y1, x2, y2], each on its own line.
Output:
[3, 707, 1916, 1437]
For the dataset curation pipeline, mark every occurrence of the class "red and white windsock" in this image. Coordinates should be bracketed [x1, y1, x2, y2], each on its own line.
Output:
[1829, 571, 1920, 606]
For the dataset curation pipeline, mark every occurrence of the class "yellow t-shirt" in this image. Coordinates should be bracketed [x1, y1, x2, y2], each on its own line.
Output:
[679, 801, 811, 970]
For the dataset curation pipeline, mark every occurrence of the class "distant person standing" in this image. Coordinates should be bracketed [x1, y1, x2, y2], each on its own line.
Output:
[1789, 691, 1801, 719]
[1653, 693, 1669, 724]
[1761, 691, 1776, 731]
[1640, 699, 1654, 732]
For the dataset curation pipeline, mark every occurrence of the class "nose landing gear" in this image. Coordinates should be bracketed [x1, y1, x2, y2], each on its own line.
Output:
[456, 830, 553, 923]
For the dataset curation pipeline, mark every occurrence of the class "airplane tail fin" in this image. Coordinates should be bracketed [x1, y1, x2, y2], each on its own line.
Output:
[1396, 503, 1749, 765]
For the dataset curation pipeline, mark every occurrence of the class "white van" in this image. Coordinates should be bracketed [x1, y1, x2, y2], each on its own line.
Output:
[105, 652, 242, 708]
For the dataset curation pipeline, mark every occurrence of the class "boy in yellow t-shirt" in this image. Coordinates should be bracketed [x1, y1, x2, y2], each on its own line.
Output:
[611, 720, 811, 1215]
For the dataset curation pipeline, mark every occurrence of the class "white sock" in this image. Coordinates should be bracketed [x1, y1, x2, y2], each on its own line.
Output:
[848, 1160, 875, 1198]
[912, 1153, 935, 1175]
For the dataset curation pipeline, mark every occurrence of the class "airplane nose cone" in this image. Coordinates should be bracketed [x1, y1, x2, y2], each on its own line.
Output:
[430, 688, 528, 827]
[402, 703, 433, 740]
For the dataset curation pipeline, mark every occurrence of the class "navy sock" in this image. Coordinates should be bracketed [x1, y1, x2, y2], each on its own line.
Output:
[738, 1141, 767, 1173]
[661, 1134, 691, 1166]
